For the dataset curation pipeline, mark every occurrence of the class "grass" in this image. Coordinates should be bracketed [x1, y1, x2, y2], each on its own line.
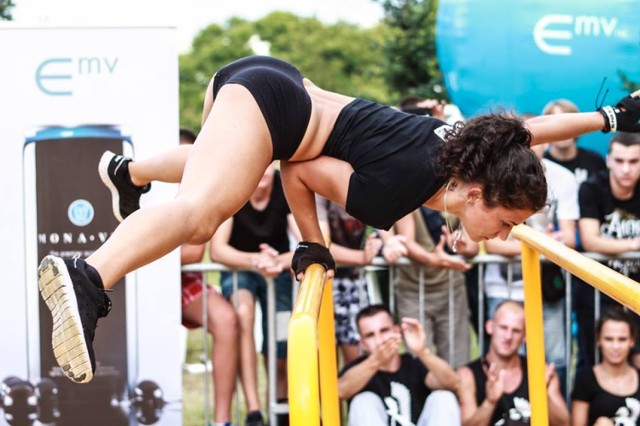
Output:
[183, 329, 268, 426]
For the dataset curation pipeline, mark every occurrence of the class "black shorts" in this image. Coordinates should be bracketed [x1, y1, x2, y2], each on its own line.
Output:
[212, 56, 312, 160]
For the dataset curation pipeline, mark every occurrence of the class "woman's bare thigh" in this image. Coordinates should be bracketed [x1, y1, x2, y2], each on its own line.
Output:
[178, 84, 273, 221]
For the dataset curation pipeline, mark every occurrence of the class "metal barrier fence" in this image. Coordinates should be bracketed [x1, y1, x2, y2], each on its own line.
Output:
[182, 240, 640, 425]
[180, 262, 293, 426]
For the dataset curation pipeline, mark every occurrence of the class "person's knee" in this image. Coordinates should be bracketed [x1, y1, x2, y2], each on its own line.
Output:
[174, 197, 221, 244]
[348, 392, 386, 425]
[185, 217, 217, 245]
[235, 303, 255, 331]
[209, 302, 238, 338]
[421, 390, 460, 422]
[350, 391, 385, 411]
[426, 390, 458, 406]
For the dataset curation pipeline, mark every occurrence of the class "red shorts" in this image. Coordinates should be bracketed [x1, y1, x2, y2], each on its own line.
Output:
[181, 272, 214, 329]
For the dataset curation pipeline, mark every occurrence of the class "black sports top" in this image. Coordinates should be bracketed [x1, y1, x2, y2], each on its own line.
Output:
[323, 98, 449, 230]
[228, 171, 291, 254]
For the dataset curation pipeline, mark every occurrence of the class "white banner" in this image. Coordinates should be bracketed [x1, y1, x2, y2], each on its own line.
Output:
[0, 24, 181, 425]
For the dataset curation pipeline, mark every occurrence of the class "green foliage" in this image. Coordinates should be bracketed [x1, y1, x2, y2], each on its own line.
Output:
[375, 0, 446, 102]
[178, 12, 392, 132]
[0, 0, 14, 20]
[619, 71, 640, 93]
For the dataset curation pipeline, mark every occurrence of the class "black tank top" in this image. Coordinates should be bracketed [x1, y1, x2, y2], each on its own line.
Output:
[468, 356, 531, 425]
[228, 171, 291, 253]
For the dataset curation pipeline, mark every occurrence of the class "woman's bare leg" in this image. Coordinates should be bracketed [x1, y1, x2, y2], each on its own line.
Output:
[182, 290, 239, 423]
[38, 84, 273, 384]
[88, 84, 273, 288]
[128, 144, 192, 186]
[235, 290, 262, 412]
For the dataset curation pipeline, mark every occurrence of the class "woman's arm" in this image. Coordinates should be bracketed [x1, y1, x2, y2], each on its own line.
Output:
[525, 112, 605, 147]
[546, 365, 570, 426]
[280, 157, 355, 278]
[209, 218, 256, 268]
[280, 158, 352, 245]
[527, 90, 640, 146]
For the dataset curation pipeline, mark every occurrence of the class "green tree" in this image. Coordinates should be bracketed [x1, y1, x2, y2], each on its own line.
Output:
[1, 0, 14, 20]
[255, 12, 391, 100]
[619, 71, 640, 93]
[179, 12, 392, 132]
[376, 0, 445, 102]
[178, 18, 257, 131]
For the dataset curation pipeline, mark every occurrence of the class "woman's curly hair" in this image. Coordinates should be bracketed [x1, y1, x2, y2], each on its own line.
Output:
[436, 113, 547, 212]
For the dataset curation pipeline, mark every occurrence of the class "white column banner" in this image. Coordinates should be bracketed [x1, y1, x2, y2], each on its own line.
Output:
[0, 24, 182, 426]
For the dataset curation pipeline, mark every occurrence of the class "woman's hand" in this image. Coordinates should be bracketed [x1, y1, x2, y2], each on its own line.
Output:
[291, 241, 335, 281]
[362, 233, 384, 264]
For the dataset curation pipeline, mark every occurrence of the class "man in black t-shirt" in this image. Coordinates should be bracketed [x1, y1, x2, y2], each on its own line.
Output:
[543, 139, 606, 187]
[338, 304, 460, 426]
[577, 132, 640, 369]
[541, 99, 606, 187]
[457, 301, 569, 426]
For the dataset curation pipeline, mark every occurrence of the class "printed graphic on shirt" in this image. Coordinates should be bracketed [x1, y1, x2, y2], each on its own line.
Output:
[612, 397, 640, 426]
[495, 397, 531, 426]
[434, 125, 452, 142]
[384, 381, 415, 426]
[601, 209, 640, 274]
[574, 168, 590, 186]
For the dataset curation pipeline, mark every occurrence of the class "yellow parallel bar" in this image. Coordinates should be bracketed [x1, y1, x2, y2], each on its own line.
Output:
[318, 277, 340, 426]
[511, 225, 640, 314]
[520, 243, 549, 426]
[288, 264, 326, 426]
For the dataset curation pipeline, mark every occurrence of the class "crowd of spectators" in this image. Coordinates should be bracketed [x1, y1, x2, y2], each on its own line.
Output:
[181, 95, 640, 426]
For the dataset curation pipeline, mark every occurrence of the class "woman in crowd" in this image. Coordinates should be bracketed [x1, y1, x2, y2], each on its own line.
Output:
[572, 306, 640, 426]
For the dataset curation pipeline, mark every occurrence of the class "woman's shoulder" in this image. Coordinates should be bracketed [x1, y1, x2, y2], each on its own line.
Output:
[574, 366, 598, 388]
[573, 366, 599, 396]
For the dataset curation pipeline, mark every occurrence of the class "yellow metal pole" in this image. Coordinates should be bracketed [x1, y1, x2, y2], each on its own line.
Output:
[318, 277, 341, 426]
[512, 224, 640, 314]
[288, 264, 326, 426]
[520, 242, 549, 426]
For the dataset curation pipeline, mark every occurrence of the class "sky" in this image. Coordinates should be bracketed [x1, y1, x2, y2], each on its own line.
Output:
[11, 0, 385, 52]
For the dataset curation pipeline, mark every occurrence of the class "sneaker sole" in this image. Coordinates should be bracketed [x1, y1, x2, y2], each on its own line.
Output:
[38, 255, 93, 384]
[98, 150, 125, 223]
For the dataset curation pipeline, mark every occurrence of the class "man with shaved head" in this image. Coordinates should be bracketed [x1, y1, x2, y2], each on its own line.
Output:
[457, 301, 569, 426]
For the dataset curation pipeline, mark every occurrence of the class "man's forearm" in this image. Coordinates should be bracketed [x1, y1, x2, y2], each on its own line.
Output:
[210, 245, 260, 269]
[461, 399, 496, 426]
[582, 235, 640, 255]
[337, 357, 379, 400]
[418, 348, 460, 391]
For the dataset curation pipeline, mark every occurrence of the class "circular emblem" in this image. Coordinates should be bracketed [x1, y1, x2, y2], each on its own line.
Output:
[68, 199, 94, 227]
